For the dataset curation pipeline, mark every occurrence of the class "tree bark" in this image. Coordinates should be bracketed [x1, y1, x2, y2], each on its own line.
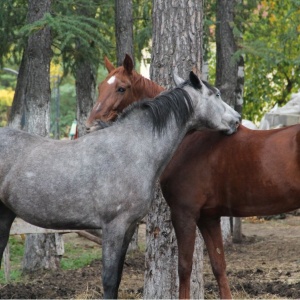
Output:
[232, 217, 242, 243]
[75, 59, 96, 137]
[115, 0, 134, 66]
[215, 0, 238, 108]
[113, 0, 139, 252]
[215, 0, 244, 243]
[8, 0, 61, 273]
[144, 1, 204, 298]
[9, 0, 52, 134]
[74, 4, 97, 138]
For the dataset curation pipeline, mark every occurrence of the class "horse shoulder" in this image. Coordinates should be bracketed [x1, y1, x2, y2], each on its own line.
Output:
[160, 131, 226, 208]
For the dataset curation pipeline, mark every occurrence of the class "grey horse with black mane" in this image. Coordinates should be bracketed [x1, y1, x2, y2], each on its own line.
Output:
[0, 72, 240, 299]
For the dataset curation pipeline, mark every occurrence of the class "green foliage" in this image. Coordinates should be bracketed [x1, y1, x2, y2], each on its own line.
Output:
[204, 0, 300, 123]
[2, 0, 300, 127]
[0, 0, 27, 67]
[18, 1, 114, 76]
[236, 0, 300, 122]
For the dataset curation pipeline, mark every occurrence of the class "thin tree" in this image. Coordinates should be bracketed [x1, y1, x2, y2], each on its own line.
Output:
[8, 0, 62, 272]
[74, 4, 98, 137]
[144, 0, 204, 298]
[115, 0, 134, 65]
[114, 0, 139, 251]
[215, 0, 244, 242]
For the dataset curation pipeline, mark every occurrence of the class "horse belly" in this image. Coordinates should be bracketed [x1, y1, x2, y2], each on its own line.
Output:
[1, 166, 154, 231]
[0, 169, 102, 229]
[219, 178, 300, 217]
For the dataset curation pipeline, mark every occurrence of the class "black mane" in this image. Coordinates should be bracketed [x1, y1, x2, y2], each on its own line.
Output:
[118, 81, 195, 134]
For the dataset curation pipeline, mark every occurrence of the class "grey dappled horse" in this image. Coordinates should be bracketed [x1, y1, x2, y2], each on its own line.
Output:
[0, 72, 240, 299]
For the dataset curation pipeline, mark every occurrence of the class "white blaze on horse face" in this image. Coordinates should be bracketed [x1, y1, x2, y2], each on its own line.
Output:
[95, 102, 101, 111]
[107, 76, 116, 85]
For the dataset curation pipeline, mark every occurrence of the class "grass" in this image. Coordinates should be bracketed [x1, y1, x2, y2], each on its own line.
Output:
[60, 238, 101, 270]
[0, 236, 24, 282]
[0, 234, 101, 284]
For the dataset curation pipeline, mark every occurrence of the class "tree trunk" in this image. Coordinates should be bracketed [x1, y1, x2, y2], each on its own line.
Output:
[232, 217, 242, 243]
[75, 59, 96, 137]
[8, 0, 61, 273]
[115, 0, 134, 66]
[74, 4, 97, 138]
[215, 0, 244, 244]
[232, 55, 244, 242]
[144, 1, 204, 298]
[22, 233, 64, 273]
[235, 55, 244, 115]
[113, 0, 139, 252]
[215, 0, 238, 108]
[221, 217, 232, 246]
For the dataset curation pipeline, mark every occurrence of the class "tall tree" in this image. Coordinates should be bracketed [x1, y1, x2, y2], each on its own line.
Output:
[114, 0, 140, 252]
[74, 3, 98, 137]
[215, 0, 244, 243]
[144, 0, 204, 298]
[75, 57, 96, 137]
[215, 0, 239, 108]
[115, 0, 134, 65]
[8, 0, 61, 272]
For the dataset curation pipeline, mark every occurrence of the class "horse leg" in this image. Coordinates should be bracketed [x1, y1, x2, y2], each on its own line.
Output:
[171, 211, 197, 299]
[198, 217, 232, 299]
[0, 202, 16, 267]
[101, 220, 138, 299]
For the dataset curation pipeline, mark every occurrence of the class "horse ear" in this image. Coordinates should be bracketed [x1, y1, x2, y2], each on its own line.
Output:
[189, 71, 202, 89]
[104, 57, 115, 73]
[173, 72, 185, 86]
[123, 54, 134, 75]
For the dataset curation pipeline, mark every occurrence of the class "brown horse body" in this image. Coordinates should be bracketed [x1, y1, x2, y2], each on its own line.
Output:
[87, 55, 300, 299]
[161, 125, 300, 298]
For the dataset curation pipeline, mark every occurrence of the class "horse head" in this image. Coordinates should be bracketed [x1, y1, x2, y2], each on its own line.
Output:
[86, 54, 164, 132]
[85, 54, 135, 130]
[174, 72, 241, 135]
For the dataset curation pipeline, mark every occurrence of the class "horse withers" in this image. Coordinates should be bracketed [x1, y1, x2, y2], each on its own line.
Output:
[0, 71, 240, 299]
[86, 54, 300, 299]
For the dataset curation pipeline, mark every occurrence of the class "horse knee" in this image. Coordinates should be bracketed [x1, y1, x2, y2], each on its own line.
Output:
[102, 273, 119, 299]
[178, 260, 193, 282]
[211, 260, 226, 281]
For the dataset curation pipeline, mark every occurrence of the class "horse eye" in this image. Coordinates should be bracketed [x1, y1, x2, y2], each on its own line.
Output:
[117, 87, 126, 93]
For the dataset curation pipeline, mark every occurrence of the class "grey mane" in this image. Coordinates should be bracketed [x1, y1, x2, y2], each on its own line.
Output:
[118, 81, 195, 134]
[88, 79, 218, 134]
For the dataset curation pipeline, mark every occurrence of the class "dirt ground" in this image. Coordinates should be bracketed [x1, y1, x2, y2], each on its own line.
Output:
[0, 215, 299, 299]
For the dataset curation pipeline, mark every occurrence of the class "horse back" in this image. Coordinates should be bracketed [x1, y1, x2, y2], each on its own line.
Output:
[161, 124, 300, 217]
[0, 127, 43, 167]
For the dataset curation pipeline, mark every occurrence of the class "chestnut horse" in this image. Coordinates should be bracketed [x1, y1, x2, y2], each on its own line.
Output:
[86, 55, 164, 129]
[87, 55, 300, 299]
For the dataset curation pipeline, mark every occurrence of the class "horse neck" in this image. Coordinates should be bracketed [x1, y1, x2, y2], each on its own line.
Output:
[132, 73, 165, 100]
[118, 108, 189, 178]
